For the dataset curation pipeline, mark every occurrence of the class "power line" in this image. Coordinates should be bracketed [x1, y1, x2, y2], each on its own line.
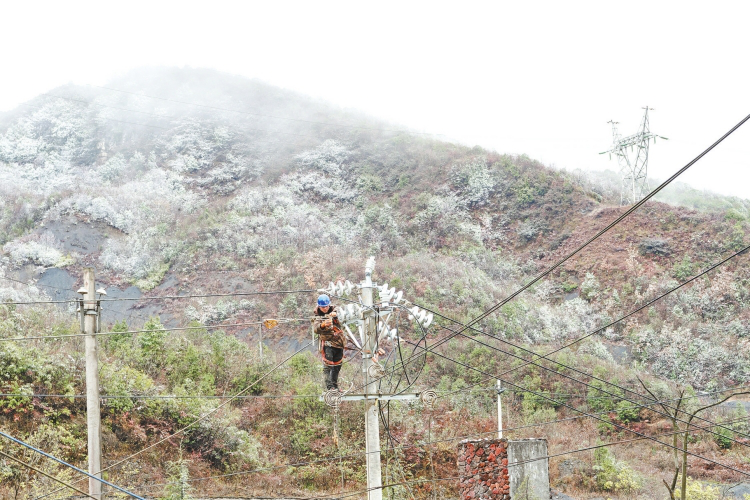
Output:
[0, 429, 145, 499]
[442, 329, 750, 449]
[396, 110, 750, 378]
[1, 287, 317, 306]
[0, 298, 74, 305]
[412, 343, 750, 479]
[42, 93, 176, 119]
[0, 318, 307, 343]
[93, 116, 170, 130]
[0, 449, 95, 500]
[97, 288, 318, 302]
[0, 393, 317, 400]
[149, 385, 750, 486]
[0, 275, 69, 294]
[419, 243, 750, 440]
[374, 241, 750, 447]
[37, 339, 314, 500]
[391, 282, 750, 450]
[232, 412, 750, 500]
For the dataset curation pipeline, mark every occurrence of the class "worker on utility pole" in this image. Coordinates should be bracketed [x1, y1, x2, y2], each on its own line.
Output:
[313, 294, 345, 391]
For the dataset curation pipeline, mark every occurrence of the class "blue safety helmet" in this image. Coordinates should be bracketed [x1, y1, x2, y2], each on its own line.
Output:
[317, 294, 331, 307]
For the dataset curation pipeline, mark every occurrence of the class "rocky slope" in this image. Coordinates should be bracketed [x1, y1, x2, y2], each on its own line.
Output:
[1, 67, 750, 498]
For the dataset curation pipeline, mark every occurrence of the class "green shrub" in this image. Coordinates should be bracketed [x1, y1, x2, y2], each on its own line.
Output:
[593, 446, 642, 493]
[725, 208, 746, 222]
[673, 255, 695, 281]
[104, 319, 130, 353]
[163, 458, 194, 500]
[166, 341, 215, 393]
[729, 222, 746, 251]
[676, 477, 720, 500]
[525, 407, 557, 425]
[587, 366, 622, 412]
[289, 353, 315, 378]
[579, 272, 600, 301]
[100, 362, 157, 414]
[514, 181, 536, 206]
[615, 400, 640, 423]
[138, 316, 168, 374]
[714, 425, 733, 449]
[0, 381, 33, 414]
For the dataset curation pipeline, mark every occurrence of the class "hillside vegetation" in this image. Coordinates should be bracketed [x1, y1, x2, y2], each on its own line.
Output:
[1, 67, 750, 498]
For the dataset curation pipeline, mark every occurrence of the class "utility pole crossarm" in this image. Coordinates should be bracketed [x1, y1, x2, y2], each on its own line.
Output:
[319, 392, 421, 402]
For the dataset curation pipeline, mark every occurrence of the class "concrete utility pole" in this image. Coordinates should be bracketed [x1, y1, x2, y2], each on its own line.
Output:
[497, 380, 504, 439]
[318, 259, 434, 499]
[362, 257, 382, 500]
[81, 268, 102, 500]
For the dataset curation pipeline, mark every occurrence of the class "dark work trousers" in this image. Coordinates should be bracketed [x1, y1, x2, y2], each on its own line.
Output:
[323, 346, 344, 390]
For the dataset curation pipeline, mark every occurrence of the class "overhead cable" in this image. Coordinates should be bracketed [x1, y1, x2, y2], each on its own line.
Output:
[37, 339, 314, 500]
[0, 429, 146, 499]
[412, 343, 750, 479]
[413, 110, 750, 364]
[284, 411, 750, 499]
[0, 318, 307, 343]
[421, 242, 750, 440]
[157, 384, 750, 485]
[380, 241, 750, 443]
[1, 287, 317, 306]
[445, 330, 750, 449]
[0, 393, 317, 400]
[0, 449, 95, 500]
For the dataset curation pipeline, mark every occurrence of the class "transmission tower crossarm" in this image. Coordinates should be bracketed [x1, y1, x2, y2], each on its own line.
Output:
[602, 107, 664, 205]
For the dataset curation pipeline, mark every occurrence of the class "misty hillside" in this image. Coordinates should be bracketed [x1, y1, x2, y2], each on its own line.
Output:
[2, 67, 750, 498]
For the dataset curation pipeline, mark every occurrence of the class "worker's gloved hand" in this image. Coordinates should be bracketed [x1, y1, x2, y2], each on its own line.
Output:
[377, 348, 385, 356]
[321, 319, 333, 328]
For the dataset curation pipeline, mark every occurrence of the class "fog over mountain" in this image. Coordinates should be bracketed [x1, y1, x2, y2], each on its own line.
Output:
[2, 67, 750, 498]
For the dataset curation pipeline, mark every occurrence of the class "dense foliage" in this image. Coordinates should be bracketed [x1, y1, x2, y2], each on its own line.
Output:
[1, 67, 749, 497]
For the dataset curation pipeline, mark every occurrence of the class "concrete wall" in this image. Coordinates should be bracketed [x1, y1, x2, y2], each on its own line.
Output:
[508, 439, 550, 500]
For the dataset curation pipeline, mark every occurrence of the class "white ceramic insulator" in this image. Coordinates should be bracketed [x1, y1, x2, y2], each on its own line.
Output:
[345, 325, 361, 349]
[423, 313, 433, 328]
[408, 306, 420, 320]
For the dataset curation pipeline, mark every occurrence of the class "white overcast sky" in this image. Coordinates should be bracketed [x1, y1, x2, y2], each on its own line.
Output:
[2, 1, 748, 198]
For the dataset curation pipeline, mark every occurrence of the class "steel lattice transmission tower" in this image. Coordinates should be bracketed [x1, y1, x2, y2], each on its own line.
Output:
[601, 107, 667, 205]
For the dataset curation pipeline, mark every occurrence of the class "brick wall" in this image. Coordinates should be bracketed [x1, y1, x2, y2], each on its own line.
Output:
[457, 438, 510, 499]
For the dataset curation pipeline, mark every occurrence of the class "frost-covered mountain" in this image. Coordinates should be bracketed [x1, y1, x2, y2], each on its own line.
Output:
[2, 67, 750, 390]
